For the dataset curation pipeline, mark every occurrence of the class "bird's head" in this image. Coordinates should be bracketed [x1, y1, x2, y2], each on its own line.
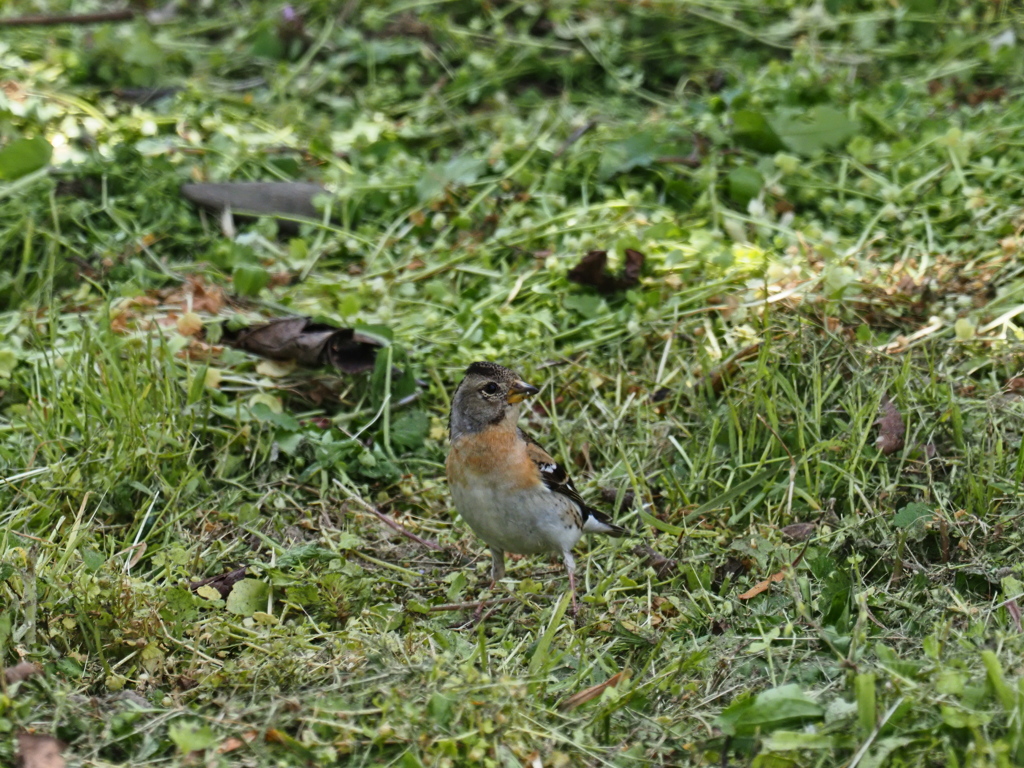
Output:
[448, 361, 539, 439]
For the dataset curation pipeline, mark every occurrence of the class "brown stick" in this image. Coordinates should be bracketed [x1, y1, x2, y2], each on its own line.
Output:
[0, 10, 135, 26]
[369, 507, 444, 552]
[428, 597, 517, 612]
[335, 480, 445, 551]
[554, 120, 597, 158]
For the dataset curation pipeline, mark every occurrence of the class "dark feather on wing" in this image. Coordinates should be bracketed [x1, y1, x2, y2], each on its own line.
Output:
[518, 427, 626, 537]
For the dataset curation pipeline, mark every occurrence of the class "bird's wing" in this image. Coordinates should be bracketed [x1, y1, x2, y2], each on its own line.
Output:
[518, 427, 626, 536]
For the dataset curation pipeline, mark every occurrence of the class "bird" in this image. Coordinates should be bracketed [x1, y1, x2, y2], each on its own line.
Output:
[446, 361, 627, 612]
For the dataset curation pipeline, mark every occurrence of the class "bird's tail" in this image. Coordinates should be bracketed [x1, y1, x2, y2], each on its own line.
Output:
[582, 507, 628, 537]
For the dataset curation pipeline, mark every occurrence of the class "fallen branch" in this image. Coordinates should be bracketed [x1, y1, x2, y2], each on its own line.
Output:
[334, 480, 444, 551]
[370, 506, 444, 552]
[0, 10, 134, 26]
[554, 120, 597, 158]
[428, 597, 518, 612]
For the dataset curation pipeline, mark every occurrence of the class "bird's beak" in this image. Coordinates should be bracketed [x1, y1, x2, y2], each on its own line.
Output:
[507, 380, 540, 404]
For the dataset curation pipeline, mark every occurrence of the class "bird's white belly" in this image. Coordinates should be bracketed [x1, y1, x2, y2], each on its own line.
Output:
[451, 481, 583, 556]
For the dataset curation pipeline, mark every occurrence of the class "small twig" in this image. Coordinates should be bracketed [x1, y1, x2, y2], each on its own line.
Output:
[0, 10, 135, 26]
[756, 413, 797, 518]
[334, 479, 443, 551]
[370, 506, 444, 552]
[189, 566, 248, 598]
[632, 544, 677, 578]
[428, 597, 517, 612]
[554, 120, 597, 158]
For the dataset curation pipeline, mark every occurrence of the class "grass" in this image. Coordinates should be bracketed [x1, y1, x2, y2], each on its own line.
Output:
[2, 0, 1024, 765]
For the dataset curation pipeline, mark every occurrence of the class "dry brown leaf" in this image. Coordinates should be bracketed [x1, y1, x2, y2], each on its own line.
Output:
[176, 340, 224, 362]
[875, 394, 905, 455]
[256, 359, 297, 378]
[780, 522, 816, 541]
[632, 545, 676, 578]
[189, 566, 248, 599]
[16, 733, 66, 768]
[164, 276, 225, 315]
[558, 669, 631, 711]
[224, 317, 383, 373]
[123, 542, 147, 571]
[737, 571, 786, 600]
[1005, 598, 1022, 633]
[176, 312, 204, 337]
[5, 661, 42, 685]
[567, 249, 644, 293]
[217, 737, 245, 754]
[1005, 377, 1024, 395]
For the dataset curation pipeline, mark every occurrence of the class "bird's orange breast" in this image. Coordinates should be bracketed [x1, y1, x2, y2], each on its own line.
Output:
[447, 426, 541, 492]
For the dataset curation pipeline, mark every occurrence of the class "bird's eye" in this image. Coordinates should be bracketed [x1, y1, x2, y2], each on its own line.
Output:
[482, 382, 500, 395]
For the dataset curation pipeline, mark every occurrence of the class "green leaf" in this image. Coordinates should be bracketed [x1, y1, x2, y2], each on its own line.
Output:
[762, 731, 838, 751]
[251, 402, 300, 431]
[168, 720, 218, 753]
[599, 131, 659, 178]
[732, 111, 784, 153]
[251, 22, 285, 60]
[0, 136, 52, 180]
[187, 365, 208, 405]
[727, 166, 764, 206]
[769, 106, 858, 156]
[369, 344, 415, 408]
[428, 692, 455, 725]
[564, 293, 604, 319]
[892, 502, 933, 530]
[639, 508, 684, 537]
[855, 673, 876, 736]
[716, 684, 824, 736]
[416, 155, 485, 202]
[353, 323, 393, 346]
[981, 650, 1016, 711]
[232, 264, 270, 296]
[390, 410, 429, 450]
[0, 349, 18, 378]
[285, 584, 320, 606]
[940, 705, 991, 729]
[276, 431, 304, 455]
[225, 578, 270, 616]
[528, 590, 572, 678]
[232, 263, 271, 296]
[685, 468, 775, 523]
[335, 532, 364, 551]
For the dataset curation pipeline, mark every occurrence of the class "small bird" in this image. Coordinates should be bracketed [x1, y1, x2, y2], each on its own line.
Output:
[446, 361, 627, 611]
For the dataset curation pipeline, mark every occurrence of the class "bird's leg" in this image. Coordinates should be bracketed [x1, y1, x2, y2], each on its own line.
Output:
[472, 548, 505, 624]
[563, 551, 578, 616]
[490, 548, 506, 587]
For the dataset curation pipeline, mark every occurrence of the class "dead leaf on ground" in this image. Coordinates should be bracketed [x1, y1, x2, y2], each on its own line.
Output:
[558, 668, 631, 711]
[632, 544, 676, 578]
[181, 182, 325, 233]
[601, 487, 636, 513]
[176, 312, 204, 337]
[1005, 377, 1024, 395]
[875, 394, 905, 455]
[189, 566, 248, 599]
[217, 737, 246, 754]
[16, 733, 66, 768]
[700, 342, 763, 395]
[164, 276, 225, 315]
[780, 522, 816, 542]
[737, 570, 786, 600]
[567, 249, 644, 293]
[223, 317, 383, 373]
[712, 556, 748, 594]
[1004, 598, 1022, 633]
[5, 661, 43, 685]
